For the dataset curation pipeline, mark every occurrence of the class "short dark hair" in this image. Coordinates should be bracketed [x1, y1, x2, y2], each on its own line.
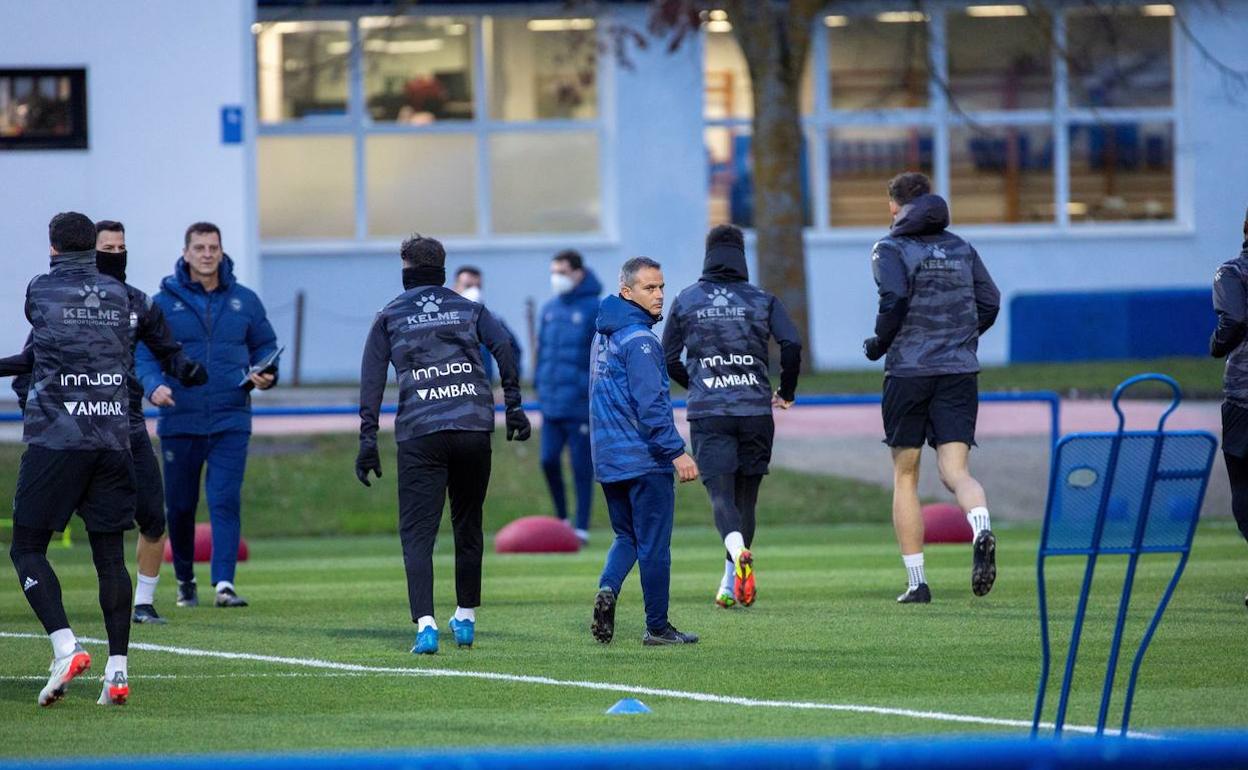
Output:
[95, 219, 125, 235]
[184, 221, 221, 248]
[400, 233, 446, 268]
[620, 256, 661, 288]
[706, 224, 744, 251]
[552, 249, 584, 271]
[455, 265, 482, 279]
[49, 212, 97, 253]
[888, 172, 931, 206]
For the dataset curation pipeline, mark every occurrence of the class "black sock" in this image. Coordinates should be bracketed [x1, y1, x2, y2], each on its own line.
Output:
[10, 525, 70, 635]
[735, 474, 763, 549]
[705, 474, 741, 561]
[88, 531, 131, 657]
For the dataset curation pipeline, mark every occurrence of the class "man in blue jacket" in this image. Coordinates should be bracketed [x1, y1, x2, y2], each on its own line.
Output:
[589, 257, 700, 646]
[535, 250, 601, 544]
[136, 222, 279, 610]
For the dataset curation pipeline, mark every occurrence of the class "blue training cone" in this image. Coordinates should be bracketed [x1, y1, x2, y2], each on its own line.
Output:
[606, 698, 651, 715]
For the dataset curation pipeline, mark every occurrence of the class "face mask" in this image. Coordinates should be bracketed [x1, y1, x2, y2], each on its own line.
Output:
[460, 286, 482, 304]
[96, 249, 128, 282]
[551, 273, 575, 295]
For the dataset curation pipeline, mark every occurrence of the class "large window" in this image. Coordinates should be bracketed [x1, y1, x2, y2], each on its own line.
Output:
[703, 4, 1179, 229]
[255, 14, 604, 241]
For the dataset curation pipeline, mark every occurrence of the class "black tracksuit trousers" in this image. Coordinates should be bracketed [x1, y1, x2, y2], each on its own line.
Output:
[397, 430, 492, 622]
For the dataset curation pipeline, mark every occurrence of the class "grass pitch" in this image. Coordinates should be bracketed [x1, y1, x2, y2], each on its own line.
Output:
[2, 520, 1246, 757]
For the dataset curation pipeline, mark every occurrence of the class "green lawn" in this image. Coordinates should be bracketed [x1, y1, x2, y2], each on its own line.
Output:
[0, 432, 896, 539]
[2, 521, 1246, 757]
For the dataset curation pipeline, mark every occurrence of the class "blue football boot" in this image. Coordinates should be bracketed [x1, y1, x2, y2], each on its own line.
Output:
[449, 618, 475, 648]
[411, 626, 439, 655]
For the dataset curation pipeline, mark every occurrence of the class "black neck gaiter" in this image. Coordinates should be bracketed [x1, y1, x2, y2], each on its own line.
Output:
[403, 266, 446, 291]
[97, 250, 127, 283]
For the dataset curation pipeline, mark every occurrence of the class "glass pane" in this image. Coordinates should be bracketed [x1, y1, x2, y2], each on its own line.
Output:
[258, 135, 355, 238]
[827, 14, 928, 110]
[706, 126, 752, 227]
[366, 134, 476, 236]
[1067, 8, 1172, 108]
[1069, 121, 1173, 222]
[0, 73, 79, 139]
[362, 16, 474, 123]
[828, 126, 933, 227]
[950, 124, 1054, 223]
[491, 18, 597, 121]
[948, 9, 1053, 110]
[255, 21, 349, 123]
[704, 25, 753, 119]
[704, 21, 812, 119]
[706, 126, 811, 229]
[491, 132, 600, 233]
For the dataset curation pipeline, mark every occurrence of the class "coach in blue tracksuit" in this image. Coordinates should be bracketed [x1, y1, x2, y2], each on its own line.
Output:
[589, 257, 700, 647]
[535, 250, 601, 543]
[136, 222, 279, 610]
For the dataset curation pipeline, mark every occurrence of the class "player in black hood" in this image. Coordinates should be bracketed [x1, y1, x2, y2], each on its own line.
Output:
[662, 224, 802, 609]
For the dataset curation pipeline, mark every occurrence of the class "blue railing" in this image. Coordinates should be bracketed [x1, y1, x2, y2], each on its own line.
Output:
[0, 391, 1062, 448]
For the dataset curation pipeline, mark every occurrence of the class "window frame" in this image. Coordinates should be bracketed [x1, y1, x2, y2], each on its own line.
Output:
[254, 9, 615, 250]
[703, 3, 1187, 238]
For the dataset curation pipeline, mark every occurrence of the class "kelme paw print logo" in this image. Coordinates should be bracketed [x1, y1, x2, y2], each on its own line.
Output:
[710, 287, 733, 307]
[79, 284, 106, 309]
[420, 294, 442, 313]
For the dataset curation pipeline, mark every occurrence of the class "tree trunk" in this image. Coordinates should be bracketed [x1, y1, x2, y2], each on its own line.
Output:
[724, 0, 821, 351]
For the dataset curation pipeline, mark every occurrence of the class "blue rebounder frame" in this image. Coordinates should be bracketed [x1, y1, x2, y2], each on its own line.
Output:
[1032, 374, 1217, 737]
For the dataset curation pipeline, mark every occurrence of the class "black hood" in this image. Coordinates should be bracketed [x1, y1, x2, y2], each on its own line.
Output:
[701, 243, 748, 283]
[890, 194, 951, 238]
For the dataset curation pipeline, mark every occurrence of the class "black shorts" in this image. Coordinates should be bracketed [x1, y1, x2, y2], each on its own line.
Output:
[1223, 401, 1248, 458]
[690, 414, 775, 479]
[131, 430, 166, 538]
[882, 373, 978, 449]
[12, 445, 136, 534]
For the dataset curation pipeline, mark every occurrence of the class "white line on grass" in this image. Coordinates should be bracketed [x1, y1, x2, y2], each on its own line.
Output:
[0, 631, 1155, 738]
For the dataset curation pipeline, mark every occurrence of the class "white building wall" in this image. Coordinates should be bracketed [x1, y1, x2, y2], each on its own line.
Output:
[0, 0, 255, 359]
[10, 3, 1234, 381]
[261, 3, 1248, 382]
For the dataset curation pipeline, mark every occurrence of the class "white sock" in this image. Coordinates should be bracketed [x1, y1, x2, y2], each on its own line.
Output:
[724, 531, 746, 562]
[967, 507, 992, 539]
[417, 615, 437, 631]
[105, 655, 127, 679]
[134, 573, 159, 607]
[50, 628, 77, 659]
[719, 559, 734, 592]
[902, 552, 926, 590]
[214, 581, 234, 594]
[452, 607, 475, 623]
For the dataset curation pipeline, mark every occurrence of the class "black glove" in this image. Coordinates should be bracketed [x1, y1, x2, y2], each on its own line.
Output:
[506, 407, 531, 442]
[177, 360, 209, 387]
[863, 336, 885, 362]
[355, 445, 382, 487]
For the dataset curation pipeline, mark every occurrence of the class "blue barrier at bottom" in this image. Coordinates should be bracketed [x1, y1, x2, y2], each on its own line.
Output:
[10, 733, 1248, 770]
